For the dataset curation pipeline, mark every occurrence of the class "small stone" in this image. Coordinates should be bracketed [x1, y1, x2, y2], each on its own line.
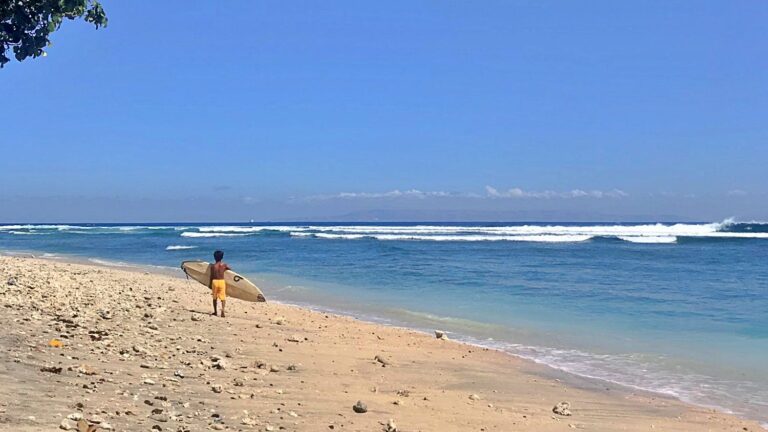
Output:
[143, 378, 156, 385]
[77, 365, 97, 376]
[174, 370, 185, 378]
[76, 419, 90, 431]
[191, 314, 202, 322]
[7, 277, 16, 286]
[374, 355, 390, 367]
[212, 384, 223, 393]
[274, 317, 286, 325]
[352, 401, 367, 414]
[269, 365, 280, 373]
[59, 419, 76, 430]
[150, 413, 169, 422]
[384, 419, 398, 432]
[553, 401, 572, 416]
[435, 330, 448, 340]
[469, 394, 481, 401]
[211, 425, 225, 430]
[287, 335, 301, 343]
[67, 413, 83, 421]
[40, 365, 63, 374]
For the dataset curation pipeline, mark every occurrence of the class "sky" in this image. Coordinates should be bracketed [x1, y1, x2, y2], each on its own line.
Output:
[1, 1, 767, 222]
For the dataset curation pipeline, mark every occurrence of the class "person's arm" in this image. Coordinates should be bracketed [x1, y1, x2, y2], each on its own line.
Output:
[208, 264, 214, 288]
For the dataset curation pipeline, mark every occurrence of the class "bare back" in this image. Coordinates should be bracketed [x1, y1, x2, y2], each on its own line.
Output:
[211, 261, 229, 279]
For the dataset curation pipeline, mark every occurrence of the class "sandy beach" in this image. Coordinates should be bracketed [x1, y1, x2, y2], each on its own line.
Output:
[0, 255, 761, 432]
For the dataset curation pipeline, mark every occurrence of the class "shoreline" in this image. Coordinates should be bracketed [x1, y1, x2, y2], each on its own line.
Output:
[0, 254, 764, 431]
[2, 248, 766, 429]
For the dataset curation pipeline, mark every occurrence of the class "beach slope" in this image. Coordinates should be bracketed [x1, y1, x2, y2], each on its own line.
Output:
[0, 256, 761, 431]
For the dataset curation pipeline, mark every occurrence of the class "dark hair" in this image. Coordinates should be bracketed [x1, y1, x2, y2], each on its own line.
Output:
[213, 250, 224, 262]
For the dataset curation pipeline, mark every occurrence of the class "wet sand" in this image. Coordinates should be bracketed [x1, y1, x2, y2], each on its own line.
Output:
[0, 256, 762, 431]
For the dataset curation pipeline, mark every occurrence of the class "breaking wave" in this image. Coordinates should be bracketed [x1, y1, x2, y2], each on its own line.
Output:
[299, 233, 595, 242]
[180, 232, 249, 238]
[165, 245, 198, 250]
[197, 226, 297, 233]
[4, 220, 768, 244]
[279, 220, 768, 243]
[618, 236, 678, 244]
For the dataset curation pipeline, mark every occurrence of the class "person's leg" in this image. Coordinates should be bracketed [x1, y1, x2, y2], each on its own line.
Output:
[212, 298, 218, 316]
[220, 300, 226, 318]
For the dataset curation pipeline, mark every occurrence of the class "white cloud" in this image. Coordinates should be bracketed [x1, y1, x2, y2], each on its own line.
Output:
[727, 189, 748, 197]
[303, 187, 627, 201]
[305, 189, 474, 201]
[485, 186, 627, 199]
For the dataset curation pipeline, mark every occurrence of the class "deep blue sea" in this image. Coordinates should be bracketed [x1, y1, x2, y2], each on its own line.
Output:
[2, 221, 767, 425]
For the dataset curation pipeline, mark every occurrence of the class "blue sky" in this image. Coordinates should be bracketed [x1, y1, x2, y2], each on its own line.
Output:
[1, 1, 766, 221]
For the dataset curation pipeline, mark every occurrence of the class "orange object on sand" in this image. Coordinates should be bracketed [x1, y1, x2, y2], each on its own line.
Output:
[48, 339, 64, 348]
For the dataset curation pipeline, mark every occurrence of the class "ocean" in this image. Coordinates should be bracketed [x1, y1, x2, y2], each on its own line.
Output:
[1, 220, 767, 426]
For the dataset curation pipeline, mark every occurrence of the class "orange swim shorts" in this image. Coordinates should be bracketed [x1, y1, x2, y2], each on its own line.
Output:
[211, 279, 226, 301]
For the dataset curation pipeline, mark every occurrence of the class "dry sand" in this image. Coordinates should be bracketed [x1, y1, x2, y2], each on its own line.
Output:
[0, 255, 762, 431]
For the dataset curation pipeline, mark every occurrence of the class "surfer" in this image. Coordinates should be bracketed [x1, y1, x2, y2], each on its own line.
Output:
[209, 250, 231, 318]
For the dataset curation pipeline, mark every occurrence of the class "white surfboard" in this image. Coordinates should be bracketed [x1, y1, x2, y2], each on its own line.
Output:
[181, 260, 266, 302]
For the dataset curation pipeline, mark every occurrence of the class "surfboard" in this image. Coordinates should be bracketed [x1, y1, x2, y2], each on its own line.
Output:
[181, 260, 266, 302]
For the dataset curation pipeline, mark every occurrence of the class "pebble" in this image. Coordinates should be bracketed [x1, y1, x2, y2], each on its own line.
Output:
[385, 419, 398, 432]
[435, 330, 448, 340]
[352, 400, 368, 413]
[59, 419, 76, 430]
[553, 401, 572, 416]
[150, 413, 169, 422]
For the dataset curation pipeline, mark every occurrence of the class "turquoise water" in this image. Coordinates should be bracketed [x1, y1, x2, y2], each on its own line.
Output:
[2, 221, 767, 425]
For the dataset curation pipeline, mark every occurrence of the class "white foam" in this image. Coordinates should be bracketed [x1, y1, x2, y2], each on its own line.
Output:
[618, 236, 678, 244]
[165, 245, 198, 250]
[310, 233, 594, 242]
[180, 232, 249, 238]
[0, 224, 78, 231]
[294, 222, 768, 240]
[197, 226, 301, 233]
[305, 223, 717, 236]
[289, 232, 314, 237]
[88, 258, 134, 267]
